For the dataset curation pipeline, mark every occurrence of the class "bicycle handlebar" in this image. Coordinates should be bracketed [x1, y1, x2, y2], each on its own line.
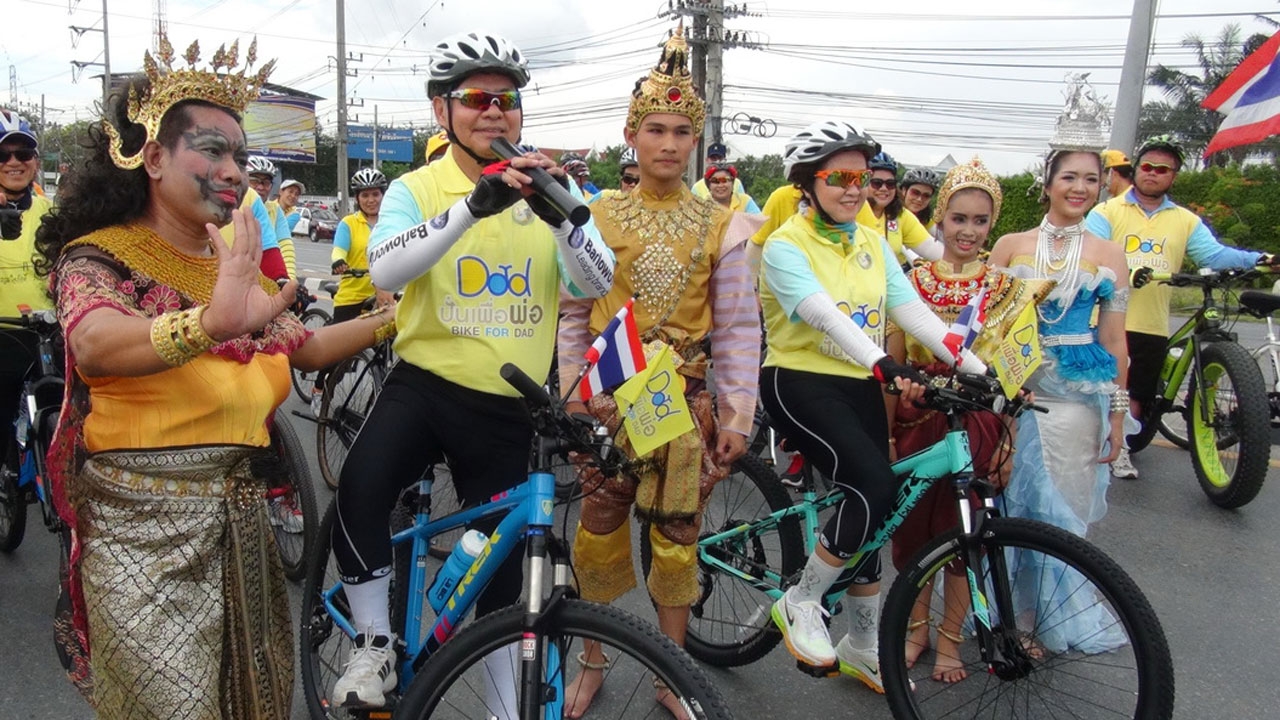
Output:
[1150, 265, 1272, 288]
[500, 362, 551, 410]
[0, 309, 59, 329]
[923, 371, 1046, 418]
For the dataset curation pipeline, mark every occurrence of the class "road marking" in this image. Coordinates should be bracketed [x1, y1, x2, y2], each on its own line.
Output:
[1150, 436, 1280, 467]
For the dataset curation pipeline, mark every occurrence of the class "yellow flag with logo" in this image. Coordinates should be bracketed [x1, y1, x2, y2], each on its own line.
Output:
[992, 303, 1043, 399]
[614, 345, 695, 457]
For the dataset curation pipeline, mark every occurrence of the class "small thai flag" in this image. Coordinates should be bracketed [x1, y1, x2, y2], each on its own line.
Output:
[580, 298, 647, 401]
[1204, 31, 1280, 157]
[941, 288, 987, 363]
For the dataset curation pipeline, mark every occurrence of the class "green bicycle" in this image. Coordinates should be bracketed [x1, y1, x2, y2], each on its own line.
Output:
[667, 373, 1174, 720]
[1126, 267, 1272, 508]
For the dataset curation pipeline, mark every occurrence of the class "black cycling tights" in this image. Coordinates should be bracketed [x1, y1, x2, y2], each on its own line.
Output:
[760, 366, 897, 586]
[332, 363, 532, 617]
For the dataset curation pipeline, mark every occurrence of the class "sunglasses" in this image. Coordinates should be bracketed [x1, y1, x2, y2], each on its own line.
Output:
[620, 174, 639, 185]
[0, 148, 36, 163]
[868, 177, 897, 190]
[906, 186, 934, 200]
[447, 89, 522, 112]
[815, 168, 871, 189]
[707, 176, 733, 185]
[1138, 161, 1174, 175]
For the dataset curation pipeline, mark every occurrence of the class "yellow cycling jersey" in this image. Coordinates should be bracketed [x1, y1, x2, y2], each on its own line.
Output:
[751, 185, 803, 247]
[0, 194, 55, 314]
[856, 204, 931, 264]
[331, 212, 375, 307]
[389, 155, 563, 396]
[1092, 195, 1201, 336]
[761, 214, 888, 380]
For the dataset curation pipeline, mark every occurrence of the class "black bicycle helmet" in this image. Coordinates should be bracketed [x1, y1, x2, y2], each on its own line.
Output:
[351, 168, 389, 191]
[782, 120, 881, 183]
[1134, 134, 1185, 170]
[426, 31, 530, 98]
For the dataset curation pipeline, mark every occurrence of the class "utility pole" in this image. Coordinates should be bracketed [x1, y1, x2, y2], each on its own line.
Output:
[336, 0, 349, 214]
[101, 0, 111, 110]
[661, 0, 762, 181]
[372, 104, 379, 172]
[1111, 0, 1156, 156]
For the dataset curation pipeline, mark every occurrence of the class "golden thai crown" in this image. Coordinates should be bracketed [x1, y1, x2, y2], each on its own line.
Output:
[933, 156, 1004, 226]
[105, 34, 276, 170]
[626, 23, 705, 136]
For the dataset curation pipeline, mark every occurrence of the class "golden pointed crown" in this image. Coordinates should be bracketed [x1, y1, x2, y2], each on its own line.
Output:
[933, 156, 1004, 226]
[105, 33, 276, 169]
[626, 23, 705, 135]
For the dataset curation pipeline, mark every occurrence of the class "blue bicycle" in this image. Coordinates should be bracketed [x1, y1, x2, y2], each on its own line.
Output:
[0, 308, 64, 551]
[299, 363, 734, 720]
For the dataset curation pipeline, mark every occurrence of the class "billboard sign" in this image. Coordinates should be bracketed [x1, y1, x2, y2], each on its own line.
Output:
[245, 94, 317, 163]
[348, 125, 414, 162]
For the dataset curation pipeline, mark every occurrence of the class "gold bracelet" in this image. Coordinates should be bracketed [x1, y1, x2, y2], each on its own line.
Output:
[151, 311, 190, 367]
[180, 305, 218, 353]
[373, 318, 397, 345]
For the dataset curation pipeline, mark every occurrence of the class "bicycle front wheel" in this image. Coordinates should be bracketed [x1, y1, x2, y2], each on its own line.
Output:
[640, 453, 803, 667]
[395, 599, 735, 720]
[0, 443, 27, 553]
[317, 351, 384, 490]
[291, 306, 333, 402]
[1189, 342, 1270, 508]
[881, 517, 1174, 720]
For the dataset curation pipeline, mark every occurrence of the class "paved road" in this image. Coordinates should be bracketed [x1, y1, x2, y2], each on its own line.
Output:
[4, 261, 1278, 717]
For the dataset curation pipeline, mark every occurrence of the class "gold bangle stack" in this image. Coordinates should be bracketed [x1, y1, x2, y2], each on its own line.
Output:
[360, 305, 398, 345]
[150, 305, 219, 367]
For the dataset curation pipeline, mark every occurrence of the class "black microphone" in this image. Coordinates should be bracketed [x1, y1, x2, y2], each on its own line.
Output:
[489, 137, 592, 228]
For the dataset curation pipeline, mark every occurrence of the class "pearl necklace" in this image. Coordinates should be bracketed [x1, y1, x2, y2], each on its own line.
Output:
[1034, 216, 1084, 325]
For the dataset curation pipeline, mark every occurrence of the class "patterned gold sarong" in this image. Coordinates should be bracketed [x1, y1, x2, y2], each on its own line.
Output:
[75, 446, 292, 720]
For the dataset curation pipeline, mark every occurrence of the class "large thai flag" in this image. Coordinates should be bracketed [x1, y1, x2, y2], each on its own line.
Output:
[940, 288, 987, 363]
[580, 298, 647, 401]
[1203, 31, 1280, 157]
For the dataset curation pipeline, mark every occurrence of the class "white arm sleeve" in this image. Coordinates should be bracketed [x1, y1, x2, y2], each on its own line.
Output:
[910, 236, 944, 261]
[794, 292, 888, 371]
[889, 296, 988, 374]
[368, 198, 478, 291]
[552, 221, 615, 298]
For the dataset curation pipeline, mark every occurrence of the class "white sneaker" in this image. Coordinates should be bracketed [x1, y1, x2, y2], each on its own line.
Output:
[332, 633, 397, 708]
[1111, 448, 1138, 479]
[311, 389, 324, 419]
[771, 589, 837, 669]
[835, 635, 884, 694]
[268, 496, 305, 534]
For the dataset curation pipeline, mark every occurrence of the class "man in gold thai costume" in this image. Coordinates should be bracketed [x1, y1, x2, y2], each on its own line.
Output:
[38, 36, 394, 718]
[555, 25, 761, 719]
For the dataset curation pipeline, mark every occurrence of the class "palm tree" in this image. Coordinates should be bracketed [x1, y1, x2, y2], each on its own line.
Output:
[1139, 24, 1273, 167]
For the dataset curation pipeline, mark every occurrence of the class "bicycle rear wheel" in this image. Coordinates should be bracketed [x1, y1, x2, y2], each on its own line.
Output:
[262, 414, 318, 581]
[317, 351, 384, 490]
[1189, 341, 1270, 508]
[1155, 370, 1191, 450]
[881, 517, 1174, 720]
[394, 599, 735, 720]
[0, 443, 28, 553]
[291, 307, 333, 403]
[639, 454, 804, 667]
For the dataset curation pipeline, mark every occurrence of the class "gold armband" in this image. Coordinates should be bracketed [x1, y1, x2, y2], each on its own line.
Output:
[150, 306, 218, 367]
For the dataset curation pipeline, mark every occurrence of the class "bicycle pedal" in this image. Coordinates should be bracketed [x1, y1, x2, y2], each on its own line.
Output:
[795, 658, 841, 678]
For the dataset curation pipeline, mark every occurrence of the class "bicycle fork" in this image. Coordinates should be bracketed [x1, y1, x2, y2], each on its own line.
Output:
[954, 492, 1033, 680]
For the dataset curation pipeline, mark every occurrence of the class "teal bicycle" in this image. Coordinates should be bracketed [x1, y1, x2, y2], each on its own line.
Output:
[674, 372, 1174, 720]
[299, 364, 733, 720]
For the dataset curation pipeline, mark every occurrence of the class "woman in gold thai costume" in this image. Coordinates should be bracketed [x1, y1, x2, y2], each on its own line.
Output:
[34, 37, 395, 718]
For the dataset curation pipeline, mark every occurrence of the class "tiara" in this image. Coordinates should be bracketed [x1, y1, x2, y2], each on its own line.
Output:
[1047, 72, 1110, 153]
[105, 34, 276, 170]
[626, 23, 706, 135]
[934, 156, 1004, 226]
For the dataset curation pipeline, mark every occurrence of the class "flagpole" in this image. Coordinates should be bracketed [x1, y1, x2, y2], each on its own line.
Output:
[562, 364, 591, 405]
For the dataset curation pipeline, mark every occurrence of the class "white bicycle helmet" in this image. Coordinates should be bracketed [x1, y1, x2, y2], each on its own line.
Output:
[618, 147, 638, 170]
[351, 168, 388, 191]
[246, 156, 276, 177]
[783, 121, 880, 182]
[426, 31, 530, 98]
[902, 167, 942, 189]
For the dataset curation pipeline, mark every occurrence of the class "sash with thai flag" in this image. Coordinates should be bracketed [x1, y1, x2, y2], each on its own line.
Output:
[940, 287, 988, 363]
[580, 298, 647, 401]
[1203, 31, 1280, 157]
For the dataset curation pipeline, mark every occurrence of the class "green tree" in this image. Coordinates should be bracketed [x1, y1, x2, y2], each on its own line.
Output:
[732, 154, 786, 203]
[586, 144, 628, 191]
[1139, 24, 1273, 166]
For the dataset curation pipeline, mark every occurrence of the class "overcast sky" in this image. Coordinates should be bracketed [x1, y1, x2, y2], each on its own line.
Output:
[6, 0, 1278, 175]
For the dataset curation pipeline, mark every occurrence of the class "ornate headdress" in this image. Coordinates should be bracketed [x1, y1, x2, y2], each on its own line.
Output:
[626, 23, 705, 135]
[933, 157, 1003, 226]
[1047, 72, 1110, 155]
[105, 34, 275, 169]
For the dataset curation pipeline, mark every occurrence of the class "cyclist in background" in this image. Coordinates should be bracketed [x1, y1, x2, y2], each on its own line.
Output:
[704, 163, 761, 213]
[691, 141, 748, 199]
[327, 30, 614, 710]
[587, 148, 639, 205]
[759, 120, 983, 691]
[278, 178, 305, 234]
[559, 152, 600, 198]
[1100, 149, 1133, 200]
[1085, 135, 1279, 479]
[0, 110, 55, 480]
[247, 156, 297, 279]
[899, 166, 941, 233]
[857, 152, 943, 266]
